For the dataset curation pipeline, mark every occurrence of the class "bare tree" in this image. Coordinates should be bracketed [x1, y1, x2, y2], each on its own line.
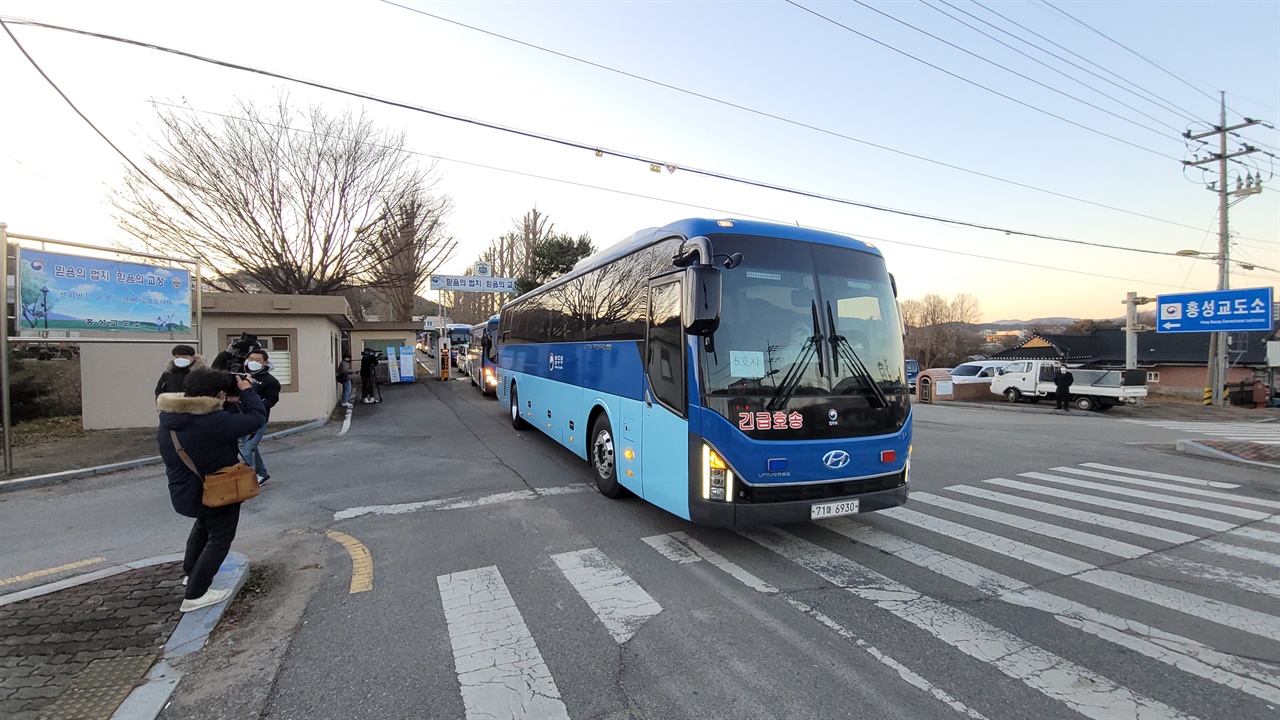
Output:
[113, 94, 436, 294]
[364, 192, 456, 321]
[903, 292, 983, 369]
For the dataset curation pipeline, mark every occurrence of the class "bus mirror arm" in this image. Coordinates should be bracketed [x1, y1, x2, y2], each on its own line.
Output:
[672, 236, 713, 268]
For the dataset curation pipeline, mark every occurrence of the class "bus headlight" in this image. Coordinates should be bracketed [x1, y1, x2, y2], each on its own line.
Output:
[484, 368, 497, 386]
[701, 444, 735, 503]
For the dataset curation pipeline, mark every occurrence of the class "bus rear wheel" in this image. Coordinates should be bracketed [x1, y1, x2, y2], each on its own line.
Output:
[590, 415, 625, 498]
[510, 384, 528, 430]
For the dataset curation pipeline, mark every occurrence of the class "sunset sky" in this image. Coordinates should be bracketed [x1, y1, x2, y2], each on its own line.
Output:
[1, 0, 1276, 323]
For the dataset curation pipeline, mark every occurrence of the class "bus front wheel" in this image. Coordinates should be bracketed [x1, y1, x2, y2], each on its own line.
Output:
[510, 384, 528, 430]
[590, 415, 625, 498]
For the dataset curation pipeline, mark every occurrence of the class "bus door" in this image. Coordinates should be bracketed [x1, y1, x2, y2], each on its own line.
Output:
[642, 276, 690, 518]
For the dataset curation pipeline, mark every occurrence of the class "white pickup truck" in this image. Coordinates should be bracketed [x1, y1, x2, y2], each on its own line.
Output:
[989, 360, 1147, 411]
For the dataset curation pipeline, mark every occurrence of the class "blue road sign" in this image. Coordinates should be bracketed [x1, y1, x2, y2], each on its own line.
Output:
[1156, 287, 1274, 333]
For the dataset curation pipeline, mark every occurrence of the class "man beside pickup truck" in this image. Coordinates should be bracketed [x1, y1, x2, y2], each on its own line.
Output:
[1054, 366, 1075, 411]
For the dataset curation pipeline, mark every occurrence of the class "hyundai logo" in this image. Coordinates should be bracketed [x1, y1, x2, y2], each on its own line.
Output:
[822, 450, 850, 470]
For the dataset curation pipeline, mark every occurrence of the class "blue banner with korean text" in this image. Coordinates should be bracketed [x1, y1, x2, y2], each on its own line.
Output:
[428, 274, 517, 293]
[18, 248, 192, 335]
[1155, 287, 1274, 333]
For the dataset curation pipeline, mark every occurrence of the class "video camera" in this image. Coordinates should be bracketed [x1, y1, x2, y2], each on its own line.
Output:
[212, 332, 262, 374]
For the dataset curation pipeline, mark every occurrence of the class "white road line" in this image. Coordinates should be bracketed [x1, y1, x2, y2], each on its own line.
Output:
[551, 548, 662, 644]
[984, 478, 1237, 532]
[1198, 540, 1280, 569]
[741, 527, 1199, 720]
[1080, 462, 1240, 489]
[1018, 472, 1269, 521]
[880, 507, 1280, 643]
[820, 518, 1280, 705]
[437, 566, 569, 720]
[946, 485, 1200, 545]
[1052, 466, 1280, 510]
[1229, 526, 1280, 545]
[1145, 555, 1280, 598]
[909, 492, 1148, 558]
[642, 532, 986, 719]
[334, 486, 590, 521]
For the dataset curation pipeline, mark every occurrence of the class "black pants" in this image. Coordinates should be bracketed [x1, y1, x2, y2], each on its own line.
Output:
[361, 373, 375, 400]
[183, 504, 240, 599]
[1056, 390, 1071, 410]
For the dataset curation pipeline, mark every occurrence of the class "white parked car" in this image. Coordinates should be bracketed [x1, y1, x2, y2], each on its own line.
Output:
[948, 360, 1015, 385]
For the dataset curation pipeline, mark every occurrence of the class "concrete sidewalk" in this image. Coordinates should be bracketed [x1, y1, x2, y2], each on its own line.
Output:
[0, 553, 248, 720]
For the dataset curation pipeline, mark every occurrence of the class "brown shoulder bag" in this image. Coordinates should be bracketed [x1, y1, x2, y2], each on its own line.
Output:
[170, 431, 261, 507]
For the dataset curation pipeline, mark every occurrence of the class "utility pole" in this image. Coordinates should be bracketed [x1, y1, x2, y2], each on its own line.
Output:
[1122, 292, 1154, 370]
[1181, 92, 1262, 407]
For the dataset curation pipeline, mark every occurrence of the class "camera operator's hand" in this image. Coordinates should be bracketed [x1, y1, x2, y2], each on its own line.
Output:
[236, 375, 255, 392]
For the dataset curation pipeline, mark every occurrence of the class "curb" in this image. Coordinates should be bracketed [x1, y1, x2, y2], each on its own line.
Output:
[0, 418, 329, 494]
[1175, 439, 1280, 471]
[923, 400, 1108, 418]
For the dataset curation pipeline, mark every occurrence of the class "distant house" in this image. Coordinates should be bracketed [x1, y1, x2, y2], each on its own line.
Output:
[992, 317, 1278, 397]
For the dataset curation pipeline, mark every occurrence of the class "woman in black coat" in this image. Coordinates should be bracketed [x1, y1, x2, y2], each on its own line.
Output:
[157, 368, 266, 612]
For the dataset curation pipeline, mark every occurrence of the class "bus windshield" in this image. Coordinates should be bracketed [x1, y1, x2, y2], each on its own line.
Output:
[701, 235, 906, 399]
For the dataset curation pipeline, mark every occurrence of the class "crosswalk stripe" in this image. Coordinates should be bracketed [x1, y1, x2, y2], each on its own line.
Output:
[551, 548, 662, 644]
[1018, 472, 1269, 521]
[437, 566, 569, 720]
[1229, 527, 1280, 545]
[1052, 466, 1280, 510]
[643, 532, 986, 718]
[1080, 462, 1240, 489]
[985, 478, 1237, 531]
[741, 526, 1200, 720]
[947, 485, 1200, 544]
[1145, 555, 1280, 598]
[819, 518, 1280, 705]
[909, 492, 1149, 558]
[880, 507, 1280, 643]
[1197, 540, 1280, 569]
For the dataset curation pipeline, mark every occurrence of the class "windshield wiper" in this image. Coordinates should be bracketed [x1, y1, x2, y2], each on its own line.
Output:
[827, 301, 889, 408]
[766, 301, 824, 411]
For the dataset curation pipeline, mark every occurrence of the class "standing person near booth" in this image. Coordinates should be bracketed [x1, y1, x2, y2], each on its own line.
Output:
[337, 355, 355, 408]
[157, 368, 266, 612]
[1054, 365, 1075, 412]
[239, 349, 280, 484]
[155, 344, 205, 397]
[359, 348, 380, 404]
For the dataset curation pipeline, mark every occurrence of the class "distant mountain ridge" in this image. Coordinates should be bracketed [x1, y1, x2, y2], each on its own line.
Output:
[988, 317, 1081, 327]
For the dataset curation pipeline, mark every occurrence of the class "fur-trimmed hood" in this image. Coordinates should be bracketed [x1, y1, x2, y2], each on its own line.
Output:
[156, 393, 223, 415]
[163, 355, 206, 374]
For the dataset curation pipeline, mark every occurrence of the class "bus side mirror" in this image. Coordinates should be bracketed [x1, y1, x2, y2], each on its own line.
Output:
[481, 336, 491, 350]
[684, 265, 721, 336]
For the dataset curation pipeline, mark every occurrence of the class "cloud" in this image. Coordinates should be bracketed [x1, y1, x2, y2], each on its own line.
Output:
[152, 268, 173, 277]
[142, 290, 168, 303]
[71, 283, 98, 295]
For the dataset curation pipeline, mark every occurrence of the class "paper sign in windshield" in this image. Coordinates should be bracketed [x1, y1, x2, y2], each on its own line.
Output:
[730, 351, 765, 378]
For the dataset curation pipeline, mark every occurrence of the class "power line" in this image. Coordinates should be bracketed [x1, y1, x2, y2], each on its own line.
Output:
[971, 0, 1203, 122]
[925, 0, 1187, 133]
[847, 0, 1182, 141]
[374, 0, 1245, 241]
[0, 17, 212, 240]
[1039, 0, 1218, 104]
[783, 0, 1181, 161]
[156, 100, 1258, 292]
[4, 17, 1224, 263]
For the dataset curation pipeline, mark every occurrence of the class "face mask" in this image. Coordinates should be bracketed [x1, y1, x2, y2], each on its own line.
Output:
[172, 357, 193, 368]
[246, 361, 264, 373]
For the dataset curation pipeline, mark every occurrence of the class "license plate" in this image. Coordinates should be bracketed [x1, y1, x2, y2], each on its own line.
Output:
[811, 499, 860, 520]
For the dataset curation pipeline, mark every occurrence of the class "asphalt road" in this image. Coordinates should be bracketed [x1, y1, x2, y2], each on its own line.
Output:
[2, 378, 1277, 720]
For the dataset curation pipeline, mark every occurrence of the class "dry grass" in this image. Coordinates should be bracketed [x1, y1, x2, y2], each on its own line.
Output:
[11, 415, 85, 447]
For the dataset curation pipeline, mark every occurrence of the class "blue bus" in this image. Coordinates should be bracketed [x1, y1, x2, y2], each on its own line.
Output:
[469, 315, 500, 397]
[496, 218, 912, 526]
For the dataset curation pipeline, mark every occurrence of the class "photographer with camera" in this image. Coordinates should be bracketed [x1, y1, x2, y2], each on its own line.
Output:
[239, 349, 280, 485]
[359, 348, 380, 404]
[157, 368, 265, 612]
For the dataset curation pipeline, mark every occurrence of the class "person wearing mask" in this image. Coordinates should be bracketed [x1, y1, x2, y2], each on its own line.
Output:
[337, 355, 354, 408]
[359, 348, 380, 404]
[157, 368, 266, 612]
[239, 349, 281, 485]
[155, 345, 205, 397]
[1054, 365, 1075, 412]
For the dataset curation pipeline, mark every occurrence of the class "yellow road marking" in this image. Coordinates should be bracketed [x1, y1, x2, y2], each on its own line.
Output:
[0, 557, 107, 587]
[324, 530, 373, 594]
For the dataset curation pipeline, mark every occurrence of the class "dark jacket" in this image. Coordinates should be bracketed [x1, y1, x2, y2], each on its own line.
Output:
[1054, 369, 1075, 391]
[251, 370, 281, 418]
[154, 356, 207, 397]
[157, 388, 266, 518]
[359, 352, 379, 377]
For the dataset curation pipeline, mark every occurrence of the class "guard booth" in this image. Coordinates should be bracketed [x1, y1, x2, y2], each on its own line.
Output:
[916, 369, 954, 404]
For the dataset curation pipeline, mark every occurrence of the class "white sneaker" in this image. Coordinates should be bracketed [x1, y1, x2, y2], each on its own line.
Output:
[342, 402, 353, 408]
[180, 587, 232, 612]
[181, 576, 188, 586]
